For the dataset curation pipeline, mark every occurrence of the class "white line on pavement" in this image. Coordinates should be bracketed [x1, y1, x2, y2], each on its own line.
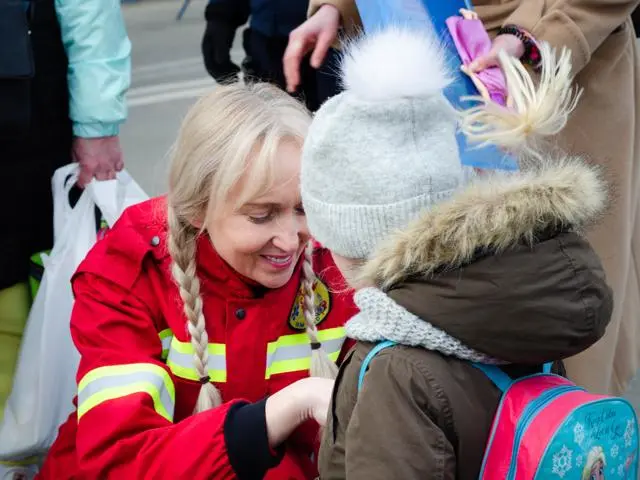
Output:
[133, 57, 204, 75]
[128, 85, 215, 107]
[128, 76, 213, 98]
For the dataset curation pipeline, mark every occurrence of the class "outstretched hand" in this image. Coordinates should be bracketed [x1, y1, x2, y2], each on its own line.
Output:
[283, 4, 341, 93]
[265, 377, 335, 448]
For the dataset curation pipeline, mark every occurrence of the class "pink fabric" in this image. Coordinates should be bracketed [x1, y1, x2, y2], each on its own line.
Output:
[514, 391, 593, 480]
[445, 16, 507, 106]
[479, 376, 573, 480]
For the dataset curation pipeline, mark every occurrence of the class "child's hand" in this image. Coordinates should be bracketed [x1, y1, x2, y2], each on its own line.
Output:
[468, 34, 525, 72]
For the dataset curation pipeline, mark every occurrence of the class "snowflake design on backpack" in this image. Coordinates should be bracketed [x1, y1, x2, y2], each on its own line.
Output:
[618, 464, 625, 477]
[573, 422, 585, 446]
[624, 419, 635, 448]
[611, 444, 619, 459]
[552, 445, 573, 478]
[575, 455, 584, 468]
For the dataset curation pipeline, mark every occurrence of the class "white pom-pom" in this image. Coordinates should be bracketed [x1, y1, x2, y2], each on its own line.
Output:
[341, 27, 451, 102]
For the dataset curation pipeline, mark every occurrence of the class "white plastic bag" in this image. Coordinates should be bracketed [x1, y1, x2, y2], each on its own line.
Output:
[0, 164, 148, 467]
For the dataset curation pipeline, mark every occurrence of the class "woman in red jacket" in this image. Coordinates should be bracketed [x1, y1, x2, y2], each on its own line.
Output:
[38, 83, 357, 479]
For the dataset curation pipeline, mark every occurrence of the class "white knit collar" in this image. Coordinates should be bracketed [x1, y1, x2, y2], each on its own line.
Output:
[345, 287, 503, 364]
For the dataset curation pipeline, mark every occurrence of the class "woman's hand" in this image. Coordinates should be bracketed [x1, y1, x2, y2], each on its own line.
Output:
[265, 377, 335, 447]
[283, 4, 341, 93]
[468, 34, 525, 72]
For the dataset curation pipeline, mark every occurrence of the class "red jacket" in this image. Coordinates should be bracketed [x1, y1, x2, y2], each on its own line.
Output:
[38, 197, 357, 480]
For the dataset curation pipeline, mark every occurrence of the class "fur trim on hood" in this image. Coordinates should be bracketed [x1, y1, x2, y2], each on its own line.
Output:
[361, 160, 607, 290]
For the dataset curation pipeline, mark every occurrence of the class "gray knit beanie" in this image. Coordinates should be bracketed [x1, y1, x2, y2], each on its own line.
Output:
[301, 27, 464, 259]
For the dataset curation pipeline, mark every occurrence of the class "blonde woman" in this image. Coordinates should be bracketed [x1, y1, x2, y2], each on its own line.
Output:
[37, 83, 356, 479]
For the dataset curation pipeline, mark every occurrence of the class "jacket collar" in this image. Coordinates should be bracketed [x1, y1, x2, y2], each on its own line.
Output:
[346, 287, 501, 363]
[360, 160, 607, 289]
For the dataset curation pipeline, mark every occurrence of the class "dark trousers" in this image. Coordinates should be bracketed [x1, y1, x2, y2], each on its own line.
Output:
[0, 0, 71, 289]
[242, 28, 341, 112]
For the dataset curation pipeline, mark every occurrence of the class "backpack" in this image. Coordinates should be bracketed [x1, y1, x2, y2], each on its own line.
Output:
[358, 341, 639, 479]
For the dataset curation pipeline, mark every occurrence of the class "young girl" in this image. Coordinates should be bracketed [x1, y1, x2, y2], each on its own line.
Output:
[300, 28, 613, 479]
[37, 83, 356, 479]
[289, 0, 640, 397]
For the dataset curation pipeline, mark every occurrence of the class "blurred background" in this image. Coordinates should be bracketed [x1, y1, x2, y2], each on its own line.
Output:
[120, 0, 244, 196]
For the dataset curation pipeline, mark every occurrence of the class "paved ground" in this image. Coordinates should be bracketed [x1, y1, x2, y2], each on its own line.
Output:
[119, 0, 640, 414]
[120, 0, 242, 196]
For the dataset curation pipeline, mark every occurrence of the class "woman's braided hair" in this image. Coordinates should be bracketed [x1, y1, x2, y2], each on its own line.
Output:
[167, 83, 337, 413]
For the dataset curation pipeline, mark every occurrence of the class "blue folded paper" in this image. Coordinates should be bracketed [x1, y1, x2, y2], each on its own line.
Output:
[354, 0, 518, 171]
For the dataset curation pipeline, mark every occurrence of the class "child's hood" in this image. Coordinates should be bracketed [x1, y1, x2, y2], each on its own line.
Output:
[349, 161, 613, 365]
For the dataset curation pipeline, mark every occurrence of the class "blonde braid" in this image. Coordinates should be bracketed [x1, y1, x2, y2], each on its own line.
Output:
[301, 242, 338, 379]
[167, 207, 222, 412]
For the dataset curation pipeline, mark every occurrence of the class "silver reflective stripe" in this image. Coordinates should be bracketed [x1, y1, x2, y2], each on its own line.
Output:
[266, 336, 344, 369]
[167, 350, 226, 371]
[78, 369, 174, 421]
[166, 338, 227, 382]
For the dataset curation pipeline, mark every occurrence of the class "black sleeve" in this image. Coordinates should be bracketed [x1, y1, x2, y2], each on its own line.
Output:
[224, 399, 285, 479]
[204, 0, 250, 28]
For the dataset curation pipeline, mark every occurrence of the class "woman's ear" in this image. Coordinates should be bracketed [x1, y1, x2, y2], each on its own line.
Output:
[191, 217, 204, 230]
[188, 210, 206, 232]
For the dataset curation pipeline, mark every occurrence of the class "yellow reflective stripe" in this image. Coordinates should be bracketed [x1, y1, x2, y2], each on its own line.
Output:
[77, 363, 175, 422]
[0, 456, 40, 467]
[266, 327, 346, 354]
[266, 350, 341, 378]
[265, 327, 346, 379]
[169, 336, 226, 356]
[166, 337, 227, 382]
[158, 328, 173, 360]
[166, 360, 227, 383]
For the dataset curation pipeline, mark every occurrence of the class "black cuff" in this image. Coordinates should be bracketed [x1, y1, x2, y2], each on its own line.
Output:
[224, 399, 285, 480]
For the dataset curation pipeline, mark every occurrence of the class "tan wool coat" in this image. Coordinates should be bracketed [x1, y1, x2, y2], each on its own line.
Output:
[309, 0, 640, 395]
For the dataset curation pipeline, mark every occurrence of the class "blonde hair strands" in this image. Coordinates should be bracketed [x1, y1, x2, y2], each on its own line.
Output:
[167, 83, 336, 413]
[459, 43, 581, 167]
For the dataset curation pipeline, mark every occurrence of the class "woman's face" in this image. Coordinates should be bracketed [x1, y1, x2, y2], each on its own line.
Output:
[206, 141, 309, 289]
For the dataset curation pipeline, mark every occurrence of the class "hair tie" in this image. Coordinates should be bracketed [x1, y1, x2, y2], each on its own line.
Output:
[310, 342, 322, 350]
[199, 375, 211, 384]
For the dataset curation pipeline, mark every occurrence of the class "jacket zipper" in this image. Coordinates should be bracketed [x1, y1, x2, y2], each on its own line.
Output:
[506, 385, 581, 480]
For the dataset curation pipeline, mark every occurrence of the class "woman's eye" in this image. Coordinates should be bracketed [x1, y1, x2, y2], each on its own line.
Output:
[295, 205, 306, 215]
[248, 212, 273, 224]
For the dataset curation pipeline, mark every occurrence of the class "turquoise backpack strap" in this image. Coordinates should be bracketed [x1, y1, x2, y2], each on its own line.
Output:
[357, 340, 397, 392]
[472, 364, 513, 393]
[473, 362, 554, 392]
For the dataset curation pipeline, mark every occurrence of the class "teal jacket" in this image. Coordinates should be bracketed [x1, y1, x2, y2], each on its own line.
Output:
[54, 0, 131, 138]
